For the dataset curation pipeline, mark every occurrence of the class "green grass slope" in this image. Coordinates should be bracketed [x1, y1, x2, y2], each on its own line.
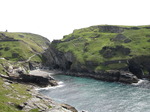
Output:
[0, 32, 50, 62]
[52, 25, 150, 73]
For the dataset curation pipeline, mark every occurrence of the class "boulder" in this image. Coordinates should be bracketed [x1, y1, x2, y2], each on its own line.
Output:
[119, 71, 138, 84]
[61, 104, 78, 112]
[20, 74, 58, 87]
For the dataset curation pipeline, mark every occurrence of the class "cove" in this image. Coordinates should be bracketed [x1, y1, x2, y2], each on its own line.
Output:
[39, 74, 150, 112]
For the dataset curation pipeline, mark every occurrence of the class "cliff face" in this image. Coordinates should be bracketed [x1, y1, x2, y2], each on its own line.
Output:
[44, 45, 74, 70]
[43, 25, 150, 83]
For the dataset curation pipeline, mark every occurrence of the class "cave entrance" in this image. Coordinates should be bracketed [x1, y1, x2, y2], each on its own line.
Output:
[54, 64, 60, 69]
[66, 61, 72, 70]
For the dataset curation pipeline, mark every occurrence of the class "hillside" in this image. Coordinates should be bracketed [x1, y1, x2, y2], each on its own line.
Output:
[0, 32, 50, 61]
[0, 32, 50, 111]
[0, 32, 51, 77]
[44, 25, 150, 82]
[0, 32, 78, 112]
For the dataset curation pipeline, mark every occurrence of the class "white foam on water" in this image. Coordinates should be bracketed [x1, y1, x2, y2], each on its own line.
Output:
[58, 81, 64, 85]
[132, 79, 149, 86]
[35, 81, 64, 91]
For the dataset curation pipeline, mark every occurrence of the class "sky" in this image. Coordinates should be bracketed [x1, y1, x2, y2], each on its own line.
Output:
[0, 0, 150, 41]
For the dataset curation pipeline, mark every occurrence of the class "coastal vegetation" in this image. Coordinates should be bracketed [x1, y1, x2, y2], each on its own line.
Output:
[55, 25, 150, 65]
[45, 25, 150, 82]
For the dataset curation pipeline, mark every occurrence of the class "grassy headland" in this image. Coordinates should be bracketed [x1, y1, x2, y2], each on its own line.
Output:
[50, 25, 150, 75]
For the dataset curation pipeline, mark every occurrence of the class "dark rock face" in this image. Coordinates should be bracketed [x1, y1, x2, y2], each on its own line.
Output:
[98, 26, 124, 33]
[128, 60, 143, 79]
[128, 56, 150, 78]
[65, 70, 138, 84]
[100, 45, 130, 58]
[43, 45, 74, 71]
[19, 74, 58, 87]
[119, 71, 138, 83]
[61, 104, 78, 112]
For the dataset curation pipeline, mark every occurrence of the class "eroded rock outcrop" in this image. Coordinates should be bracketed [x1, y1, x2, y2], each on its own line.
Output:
[43, 45, 74, 71]
[65, 70, 138, 84]
[19, 74, 58, 87]
[18, 90, 77, 112]
[1, 63, 58, 87]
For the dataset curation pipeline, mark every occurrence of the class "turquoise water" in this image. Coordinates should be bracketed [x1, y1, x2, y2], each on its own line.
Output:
[39, 75, 150, 112]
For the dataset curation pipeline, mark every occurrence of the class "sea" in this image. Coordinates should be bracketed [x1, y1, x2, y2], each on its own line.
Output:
[38, 74, 150, 112]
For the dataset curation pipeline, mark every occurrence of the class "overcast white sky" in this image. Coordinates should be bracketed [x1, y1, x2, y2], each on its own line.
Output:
[0, 0, 150, 41]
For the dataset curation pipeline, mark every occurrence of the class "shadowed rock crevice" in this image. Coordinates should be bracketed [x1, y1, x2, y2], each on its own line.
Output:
[66, 61, 73, 70]
[99, 45, 131, 58]
[43, 45, 74, 71]
[128, 56, 150, 79]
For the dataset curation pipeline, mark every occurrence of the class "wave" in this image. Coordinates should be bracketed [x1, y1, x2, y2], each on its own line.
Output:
[58, 81, 64, 85]
[35, 81, 65, 91]
[132, 79, 150, 89]
[132, 79, 147, 86]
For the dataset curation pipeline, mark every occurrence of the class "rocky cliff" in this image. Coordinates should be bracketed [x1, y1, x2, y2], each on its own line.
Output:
[43, 25, 150, 83]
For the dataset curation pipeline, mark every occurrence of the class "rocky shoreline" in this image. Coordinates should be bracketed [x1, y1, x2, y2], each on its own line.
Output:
[19, 85, 78, 112]
[0, 69, 78, 112]
[43, 44, 147, 84]
[25, 69, 78, 112]
[61, 70, 138, 84]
